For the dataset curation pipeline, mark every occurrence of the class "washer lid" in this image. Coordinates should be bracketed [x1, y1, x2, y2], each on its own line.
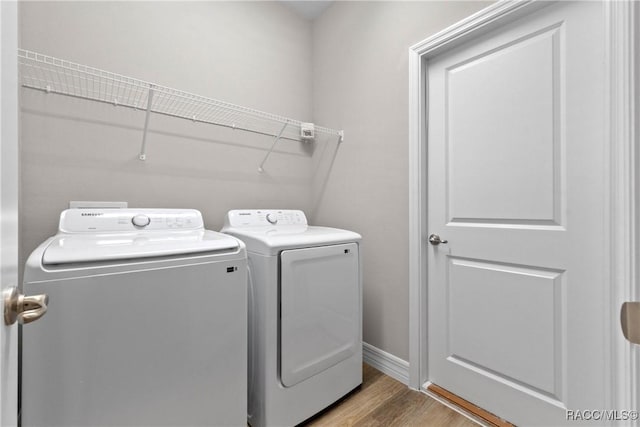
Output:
[41, 230, 239, 265]
[221, 226, 361, 255]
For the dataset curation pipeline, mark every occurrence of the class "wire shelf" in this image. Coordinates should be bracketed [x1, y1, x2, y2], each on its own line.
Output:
[18, 49, 343, 161]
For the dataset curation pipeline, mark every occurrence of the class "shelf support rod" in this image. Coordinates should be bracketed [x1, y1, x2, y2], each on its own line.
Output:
[138, 85, 156, 161]
[258, 121, 289, 173]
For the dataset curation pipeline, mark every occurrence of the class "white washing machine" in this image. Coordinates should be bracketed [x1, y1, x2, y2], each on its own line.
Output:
[221, 209, 362, 427]
[21, 208, 248, 427]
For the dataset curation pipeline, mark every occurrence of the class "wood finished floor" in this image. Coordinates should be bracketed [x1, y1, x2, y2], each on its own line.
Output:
[303, 364, 479, 427]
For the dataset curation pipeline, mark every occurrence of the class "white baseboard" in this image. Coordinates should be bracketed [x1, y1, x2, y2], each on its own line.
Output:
[362, 342, 409, 385]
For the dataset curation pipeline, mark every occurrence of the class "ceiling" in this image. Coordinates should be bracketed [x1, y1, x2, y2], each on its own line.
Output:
[281, 1, 334, 21]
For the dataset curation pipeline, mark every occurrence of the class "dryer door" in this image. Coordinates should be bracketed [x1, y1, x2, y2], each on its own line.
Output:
[280, 242, 360, 387]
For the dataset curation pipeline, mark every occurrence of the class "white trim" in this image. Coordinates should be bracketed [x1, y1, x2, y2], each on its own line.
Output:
[407, 37, 427, 392]
[0, 2, 19, 426]
[362, 342, 409, 386]
[606, 0, 639, 420]
[408, 0, 638, 415]
[409, 0, 537, 57]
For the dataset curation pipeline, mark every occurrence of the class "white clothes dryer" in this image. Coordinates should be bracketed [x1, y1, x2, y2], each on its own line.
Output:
[21, 208, 248, 427]
[221, 209, 362, 427]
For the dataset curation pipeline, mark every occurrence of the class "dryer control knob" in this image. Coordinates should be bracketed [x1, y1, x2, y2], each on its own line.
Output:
[132, 214, 151, 227]
[266, 213, 278, 224]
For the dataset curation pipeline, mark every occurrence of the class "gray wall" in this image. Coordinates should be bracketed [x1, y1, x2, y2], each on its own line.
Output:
[19, 1, 491, 364]
[19, 1, 315, 270]
[311, 1, 490, 361]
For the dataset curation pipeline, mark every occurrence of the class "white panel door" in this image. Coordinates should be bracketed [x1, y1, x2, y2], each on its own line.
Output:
[280, 243, 359, 387]
[0, 2, 19, 425]
[428, 2, 607, 425]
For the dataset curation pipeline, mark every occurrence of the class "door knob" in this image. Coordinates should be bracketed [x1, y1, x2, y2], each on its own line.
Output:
[428, 234, 448, 245]
[621, 302, 640, 345]
[4, 286, 49, 325]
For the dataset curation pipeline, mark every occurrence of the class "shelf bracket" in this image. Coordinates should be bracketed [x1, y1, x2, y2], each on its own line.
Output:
[258, 121, 289, 173]
[138, 85, 156, 161]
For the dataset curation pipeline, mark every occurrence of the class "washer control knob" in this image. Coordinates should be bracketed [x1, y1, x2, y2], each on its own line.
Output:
[132, 214, 151, 227]
[266, 213, 278, 224]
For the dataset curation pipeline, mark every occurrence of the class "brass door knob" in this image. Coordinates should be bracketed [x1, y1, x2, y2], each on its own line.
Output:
[621, 302, 640, 345]
[4, 287, 49, 325]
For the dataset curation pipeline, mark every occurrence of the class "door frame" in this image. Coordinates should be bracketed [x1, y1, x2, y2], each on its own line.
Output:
[0, 1, 20, 426]
[408, 0, 639, 416]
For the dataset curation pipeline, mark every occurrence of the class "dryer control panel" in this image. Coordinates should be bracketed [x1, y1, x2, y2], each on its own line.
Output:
[58, 209, 205, 233]
[224, 210, 307, 228]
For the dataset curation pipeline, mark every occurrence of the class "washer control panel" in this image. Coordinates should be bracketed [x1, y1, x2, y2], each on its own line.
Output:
[225, 210, 307, 228]
[59, 209, 205, 233]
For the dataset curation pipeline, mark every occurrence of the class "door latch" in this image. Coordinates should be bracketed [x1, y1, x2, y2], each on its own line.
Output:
[4, 286, 49, 325]
[621, 302, 640, 345]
